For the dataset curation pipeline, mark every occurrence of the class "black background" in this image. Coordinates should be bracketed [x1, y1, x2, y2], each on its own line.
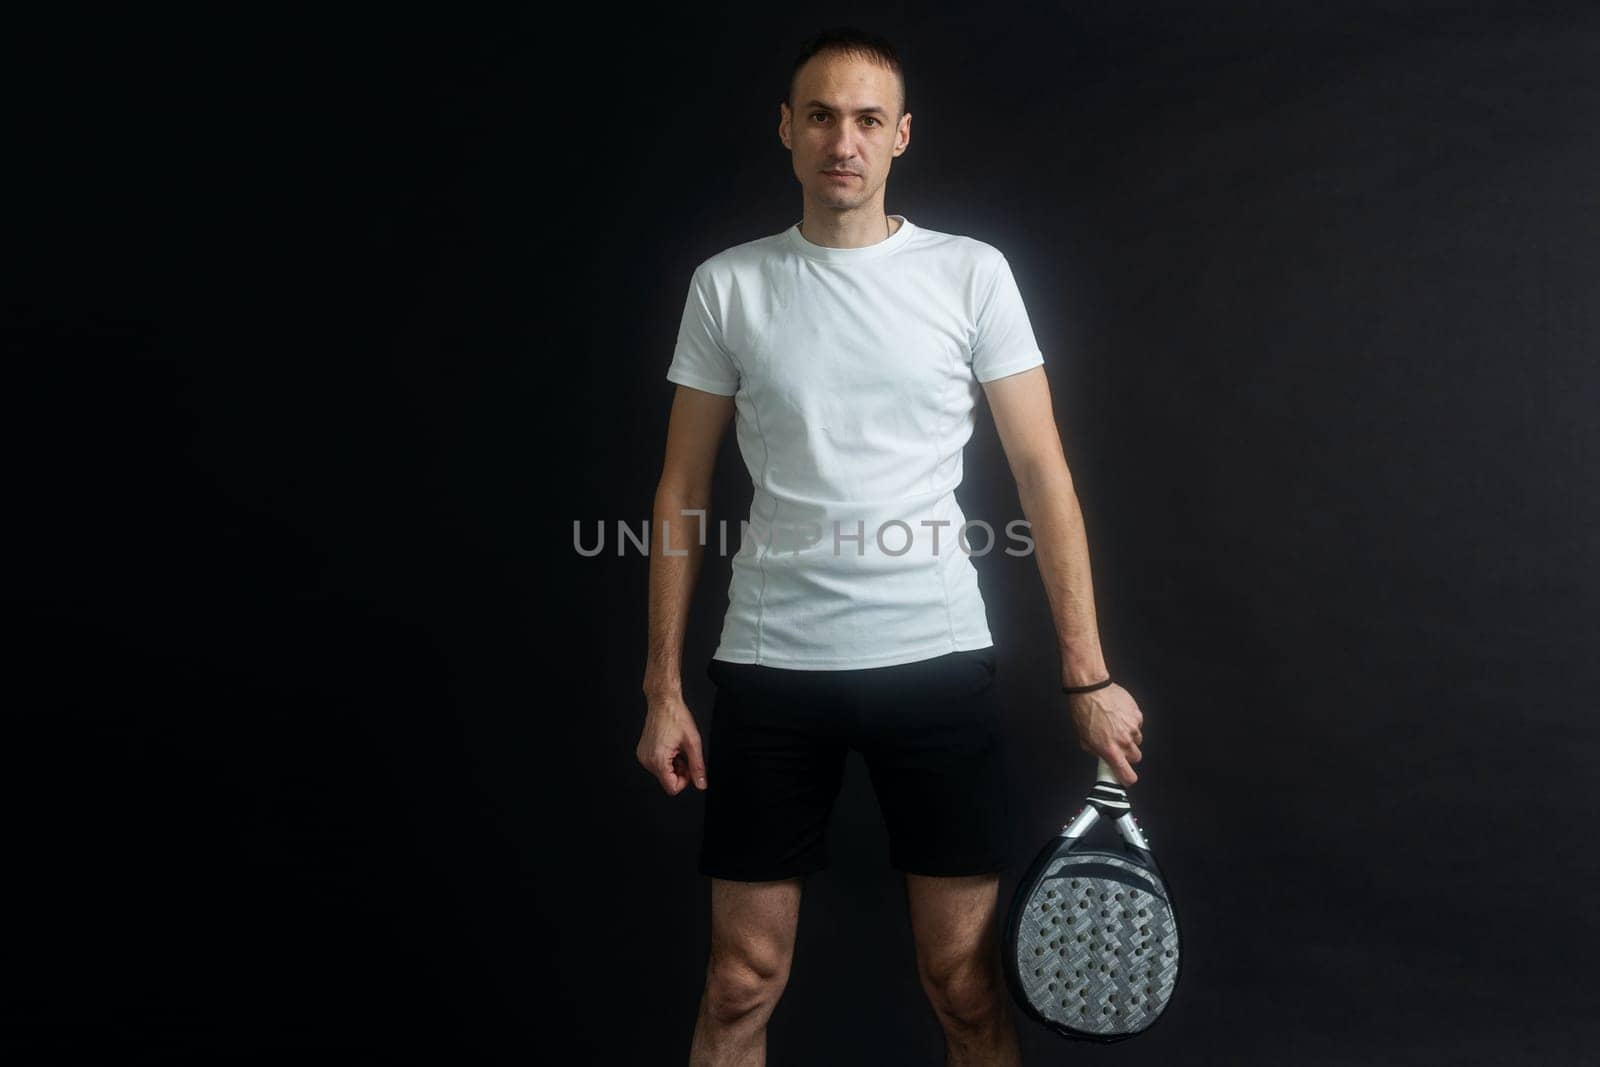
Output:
[8, 4, 1599, 1064]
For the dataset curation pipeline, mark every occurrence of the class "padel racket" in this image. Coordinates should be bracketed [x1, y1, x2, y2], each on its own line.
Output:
[1001, 756, 1181, 1042]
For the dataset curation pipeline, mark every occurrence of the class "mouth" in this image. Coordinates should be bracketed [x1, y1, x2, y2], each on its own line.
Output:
[823, 171, 859, 180]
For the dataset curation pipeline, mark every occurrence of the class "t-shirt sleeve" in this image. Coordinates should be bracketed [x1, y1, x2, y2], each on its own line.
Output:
[665, 263, 740, 396]
[969, 251, 1045, 382]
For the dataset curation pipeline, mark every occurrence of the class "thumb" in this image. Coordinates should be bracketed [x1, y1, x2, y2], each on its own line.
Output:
[683, 733, 708, 790]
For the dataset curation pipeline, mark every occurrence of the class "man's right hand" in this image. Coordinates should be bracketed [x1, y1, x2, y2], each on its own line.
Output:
[637, 696, 708, 795]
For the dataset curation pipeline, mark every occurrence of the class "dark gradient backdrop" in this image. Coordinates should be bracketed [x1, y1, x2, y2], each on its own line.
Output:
[8, 4, 1598, 1064]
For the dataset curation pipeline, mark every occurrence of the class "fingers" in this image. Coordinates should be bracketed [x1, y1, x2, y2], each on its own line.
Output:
[664, 753, 687, 794]
[648, 746, 707, 796]
[638, 744, 687, 795]
[638, 713, 710, 796]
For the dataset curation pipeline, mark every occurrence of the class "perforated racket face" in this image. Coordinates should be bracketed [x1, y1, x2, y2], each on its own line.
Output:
[1007, 847, 1180, 1040]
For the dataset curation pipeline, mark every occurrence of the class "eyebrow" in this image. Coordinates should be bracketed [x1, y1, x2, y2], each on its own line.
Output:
[802, 100, 888, 116]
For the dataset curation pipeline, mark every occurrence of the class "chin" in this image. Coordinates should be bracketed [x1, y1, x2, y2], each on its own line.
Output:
[815, 187, 863, 208]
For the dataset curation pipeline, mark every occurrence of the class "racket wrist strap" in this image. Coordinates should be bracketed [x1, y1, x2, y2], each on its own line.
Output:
[1062, 676, 1112, 694]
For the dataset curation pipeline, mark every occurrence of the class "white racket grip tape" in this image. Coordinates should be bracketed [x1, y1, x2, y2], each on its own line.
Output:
[1096, 757, 1117, 785]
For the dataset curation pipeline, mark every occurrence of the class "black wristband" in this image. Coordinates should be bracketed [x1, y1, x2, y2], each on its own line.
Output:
[1062, 677, 1113, 694]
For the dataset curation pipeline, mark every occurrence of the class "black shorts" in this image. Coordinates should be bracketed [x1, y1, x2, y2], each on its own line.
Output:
[696, 646, 1012, 881]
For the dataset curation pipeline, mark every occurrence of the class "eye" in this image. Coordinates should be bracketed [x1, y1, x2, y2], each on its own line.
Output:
[810, 112, 829, 122]
[863, 117, 880, 127]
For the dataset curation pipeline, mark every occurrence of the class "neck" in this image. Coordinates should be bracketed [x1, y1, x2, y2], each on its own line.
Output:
[797, 206, 898, 249]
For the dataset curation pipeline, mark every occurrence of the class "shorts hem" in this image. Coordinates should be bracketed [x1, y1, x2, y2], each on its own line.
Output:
[890, 855, 1010, 877]
[698, 864, 822, 883]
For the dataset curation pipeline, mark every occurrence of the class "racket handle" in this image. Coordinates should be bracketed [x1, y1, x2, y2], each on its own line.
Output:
[1096, 757, 1120, 785]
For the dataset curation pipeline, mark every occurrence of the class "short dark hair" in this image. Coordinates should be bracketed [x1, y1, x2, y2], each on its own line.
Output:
[786, 26, 907, 119]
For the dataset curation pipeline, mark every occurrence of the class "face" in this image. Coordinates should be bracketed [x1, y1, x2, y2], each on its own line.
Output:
[779, 51, 910, 214]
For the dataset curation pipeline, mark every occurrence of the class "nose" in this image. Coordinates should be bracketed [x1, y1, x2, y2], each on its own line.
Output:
[822, 129, 863, 167]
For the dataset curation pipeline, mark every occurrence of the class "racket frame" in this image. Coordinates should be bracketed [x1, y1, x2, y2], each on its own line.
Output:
[1000, 758, 1182, 1043]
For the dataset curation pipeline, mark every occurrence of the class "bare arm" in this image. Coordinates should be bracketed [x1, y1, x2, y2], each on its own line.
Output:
[982, 365, 1145, 784]
[637, 384, 735, 794]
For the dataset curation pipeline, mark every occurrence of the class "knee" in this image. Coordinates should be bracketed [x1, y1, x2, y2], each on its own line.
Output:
[703, 948, 791, 1026]
[918, 949, 1004, 1030]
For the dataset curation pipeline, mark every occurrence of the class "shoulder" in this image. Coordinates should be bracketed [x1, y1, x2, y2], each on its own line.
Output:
[688, 229, 790, 286]
[899, 223, 1015, 307]
[907, 220, 1005, 262]
[902, 223, 1011, 290]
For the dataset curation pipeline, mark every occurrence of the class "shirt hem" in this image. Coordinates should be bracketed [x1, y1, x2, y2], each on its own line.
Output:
[711, 637, 994, 671]
[974, 351, 1045, 383]
[665, 368, 738, 395]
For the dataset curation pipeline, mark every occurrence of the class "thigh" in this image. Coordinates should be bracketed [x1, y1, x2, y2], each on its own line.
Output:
[903, 870, 1003, 980]
[697, 659, 851, 882]
[856, 648, 1013, 877]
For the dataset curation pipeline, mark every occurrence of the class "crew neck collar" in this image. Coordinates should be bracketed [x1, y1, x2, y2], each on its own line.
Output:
[785, 214, 915, 262]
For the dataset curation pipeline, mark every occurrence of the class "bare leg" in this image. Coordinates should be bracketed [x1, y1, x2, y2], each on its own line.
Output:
[689, 875, 804, 1066]
[904, 871, 1022, 1067]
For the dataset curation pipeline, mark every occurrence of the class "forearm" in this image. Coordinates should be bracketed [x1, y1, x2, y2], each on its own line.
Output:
[643, 478, 710, 702]
[1015, 459, 1109, 687]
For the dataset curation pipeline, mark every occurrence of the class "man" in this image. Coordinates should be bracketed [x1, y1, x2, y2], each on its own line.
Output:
[637, 27, 1146, 1067]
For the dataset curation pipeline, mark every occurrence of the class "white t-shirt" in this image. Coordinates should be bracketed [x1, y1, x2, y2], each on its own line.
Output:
[666, 214, 1045, 669]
